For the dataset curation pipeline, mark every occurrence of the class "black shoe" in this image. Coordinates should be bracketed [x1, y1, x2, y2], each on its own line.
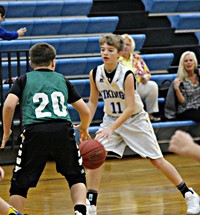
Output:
[149, 115, 161, 122]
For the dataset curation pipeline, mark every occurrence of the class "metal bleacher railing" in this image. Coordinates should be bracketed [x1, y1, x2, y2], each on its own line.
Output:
[0, 49, 29, 164]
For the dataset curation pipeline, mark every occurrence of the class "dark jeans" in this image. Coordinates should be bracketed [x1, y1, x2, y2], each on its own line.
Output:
[176, 108, 200, 122]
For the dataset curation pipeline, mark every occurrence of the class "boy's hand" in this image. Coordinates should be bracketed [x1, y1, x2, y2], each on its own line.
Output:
[173, 78, 181, 89]
[74, 124, 91, 142]
[95, 126, 113, 141]
[169, 130, 194, 156]
[1, 129, 12, 149]
[141, 77, 148, 85]
[0, 167, 4, 180]
[17, 27, 27, 37]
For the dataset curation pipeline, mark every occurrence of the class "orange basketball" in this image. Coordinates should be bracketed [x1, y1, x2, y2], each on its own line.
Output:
[79, 139, 106, 169]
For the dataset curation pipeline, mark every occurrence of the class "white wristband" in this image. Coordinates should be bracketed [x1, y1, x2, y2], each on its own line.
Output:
[174, 83, 180, 87]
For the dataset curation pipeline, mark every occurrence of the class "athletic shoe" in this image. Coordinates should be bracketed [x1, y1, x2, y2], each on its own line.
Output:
[74, 211, 83, 215]
[185, 188, 200, 214]
[149, 115, 161, 122]
[86, 199, 97, 215]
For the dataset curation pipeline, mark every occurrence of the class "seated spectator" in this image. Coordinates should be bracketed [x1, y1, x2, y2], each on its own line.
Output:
[0, 5, 26, 40]
[119, 34, 160, 122]
[173, 51, 200, 122]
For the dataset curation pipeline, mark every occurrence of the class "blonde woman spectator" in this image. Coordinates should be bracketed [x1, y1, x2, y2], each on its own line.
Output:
[119, 34, 160, 122]
[173, 51, 200, 122]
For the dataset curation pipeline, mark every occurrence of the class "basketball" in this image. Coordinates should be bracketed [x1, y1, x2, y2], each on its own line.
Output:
[79, 139, 106, 169]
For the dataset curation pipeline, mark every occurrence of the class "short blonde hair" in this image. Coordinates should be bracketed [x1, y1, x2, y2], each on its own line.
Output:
[99, 34, 124, 52]
[177, 51, 198, 81]
[121, 34, 136, 53]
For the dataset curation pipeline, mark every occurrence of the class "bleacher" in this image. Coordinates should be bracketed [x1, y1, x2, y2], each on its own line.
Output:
[140, 0, 200, 14]
[195, 32, 200, 44]
[0, 34, 145, 56]
[167, 14, 200, 32]
[0, 0, 93, 17]
[93, 0, 200, 72]
[1, 0, 200, 163]
[139, 0, 200, 69]
[1, 17, 120, 37]
[0, 52, 172, 80]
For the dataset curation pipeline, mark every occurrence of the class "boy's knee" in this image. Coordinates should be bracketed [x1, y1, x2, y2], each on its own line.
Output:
[66, 174, 86, 188]
[150, 157, 165, 169]
[10, 186, 29, 198]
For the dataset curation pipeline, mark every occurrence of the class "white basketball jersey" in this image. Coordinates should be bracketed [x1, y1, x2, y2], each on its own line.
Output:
[95, 63, 144, 117]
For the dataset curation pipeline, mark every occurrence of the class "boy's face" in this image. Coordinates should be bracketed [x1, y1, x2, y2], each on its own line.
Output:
[0, 13, 5, 23]
[100, 43, 121, 64]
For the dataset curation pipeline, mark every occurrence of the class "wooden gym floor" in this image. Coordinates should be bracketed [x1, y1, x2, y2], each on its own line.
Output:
[1, 153, 200, 215]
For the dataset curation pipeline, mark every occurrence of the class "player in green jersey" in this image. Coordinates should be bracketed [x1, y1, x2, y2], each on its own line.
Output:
[1, 43, 91, 215]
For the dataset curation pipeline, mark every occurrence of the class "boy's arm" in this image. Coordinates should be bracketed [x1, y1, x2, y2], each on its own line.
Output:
[71, 98, 91, 141]
[173, 78, 185, 104]
[1, 94, 19, 148]
[0, 26, 26, 40]
[0, 26, 18, 40]
[87, 70, 99, 122]
[0, 167, 4, 180]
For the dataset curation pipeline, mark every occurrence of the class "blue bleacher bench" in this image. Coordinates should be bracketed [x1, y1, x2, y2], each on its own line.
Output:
[168, 14, 200, 30]
[56, 53, 173, 76]
[1, 52, 173, 80]
[1, 57, 102, 80]
[0, 34, 144, 55]
[141, 53, 174, 71]
[1, 0, 93, 17]
[141, 0, 177, 13]
[2, 84, 10, 101]
[141, 0, 200, 13]
[195, 32, 200, 45]
[150, 73, 177, 86]
[1, 17, 119, 36]
[87, 120, 198, 132]
[56, 53, 173, 77]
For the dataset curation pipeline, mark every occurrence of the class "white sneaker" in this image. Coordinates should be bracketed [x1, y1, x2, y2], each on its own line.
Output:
[74, 211, 83, 215]
[185, 188, 200, 214]
[86, 199, 97, 215]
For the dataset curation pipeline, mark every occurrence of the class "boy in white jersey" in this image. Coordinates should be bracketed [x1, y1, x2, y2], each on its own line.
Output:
[86, 34, 200, 215]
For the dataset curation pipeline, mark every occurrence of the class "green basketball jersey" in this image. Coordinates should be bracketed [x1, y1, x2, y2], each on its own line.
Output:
[22, 71, 71, 127]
